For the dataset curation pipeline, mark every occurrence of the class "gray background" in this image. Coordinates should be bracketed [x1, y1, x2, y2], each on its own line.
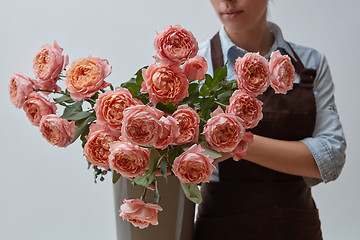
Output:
[1, 0, 359, 239]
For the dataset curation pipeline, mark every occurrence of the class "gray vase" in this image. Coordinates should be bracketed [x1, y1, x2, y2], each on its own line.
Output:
[113, 174, 195, 240]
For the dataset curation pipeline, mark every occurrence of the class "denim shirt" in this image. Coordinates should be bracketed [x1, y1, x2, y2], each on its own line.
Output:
[198, 22, 346, 186]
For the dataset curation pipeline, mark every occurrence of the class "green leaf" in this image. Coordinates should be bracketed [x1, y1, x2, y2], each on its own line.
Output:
[188, 82, 199, 94]
[140, 93, 149, 105]
[121, 77, 137, 86]
[199, 83, 211, 97]
[53, 95, 74, 104]
[180, 182, 202, 204]
[159, 149, 167, 156]
[181, 83, 200, 106]
[120, 66, 147, 96]
[148, 148, 161, 174]
[92, 91, 100, 100]
[156, 101, 176, 114]
[153, 178, 160, 203]
[181, 145, 221, 160]
[213, 65, 227, 83]
[121, 78, 140, 97]
[199, 96, 215, 120]
[198, 134, 207, 144]
[160, 159, 168, 183]
[168, 148, 185, 165]
[132, 171, 155, 188]
[135, 67, 147, 86]
[61, 101, 83, 119]
[62, 111, 92, 121]
[71, 101, 83, 110]
[202, 146, 222, 159]
[124, 82, 140, 93]
[205, 74, 219, 93]
[112, 170, 121, 184]
[216, 91, 233, 103]
[67, 114, 96, 146]
[80, 125, 90, 148]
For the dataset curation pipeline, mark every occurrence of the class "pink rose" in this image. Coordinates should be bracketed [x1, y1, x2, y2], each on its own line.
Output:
[231, 132, 254, 161]
[83, 124, 119, 170]
[94, 87, 137, 131]
[153, 25, 198, 65]
[65, 56, 112, 101]
[182, 55, 208, 81]
[121, 105, 164, 146]
[268, 50, 295, 94]
[33, 41, 69, 91]
[141, 64, 189, 105]
[39, 114, 76, 147]
[9, 73, 34, 109]
[23, 92, 57, 126]
[235, 52, 270, 96]
[120, 199, 163, 229]
[109, 141, 149, 179]
[172, 104, 200, 145]
[153, 116, 180, 150]
[203, 106, 245, 153]
[87, 122, 121, 139]
[226, 90, 263, 129]
[172, 144, 215, 184]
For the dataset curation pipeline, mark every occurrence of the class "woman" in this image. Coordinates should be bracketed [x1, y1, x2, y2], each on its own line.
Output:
[194, 0, 346, 239]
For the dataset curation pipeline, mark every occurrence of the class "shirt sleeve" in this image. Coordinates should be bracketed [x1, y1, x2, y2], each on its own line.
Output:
[301, 52, 346, 186]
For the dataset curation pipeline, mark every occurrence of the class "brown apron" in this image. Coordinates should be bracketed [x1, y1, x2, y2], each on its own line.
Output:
[193, 33, 323, 240]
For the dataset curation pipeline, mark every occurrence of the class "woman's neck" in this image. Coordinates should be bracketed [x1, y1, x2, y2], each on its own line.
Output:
[224, 20, 274, 56]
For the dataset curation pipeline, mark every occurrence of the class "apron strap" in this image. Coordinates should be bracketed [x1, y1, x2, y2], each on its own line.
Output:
[210, 32, 224, 72]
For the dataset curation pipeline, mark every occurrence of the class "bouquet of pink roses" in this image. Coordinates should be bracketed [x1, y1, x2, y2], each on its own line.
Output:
[9, 25, 295, 229]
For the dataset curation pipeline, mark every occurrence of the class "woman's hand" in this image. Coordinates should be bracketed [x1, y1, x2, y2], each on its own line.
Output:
[211, 134, 321, 179]
[245, 135, 321, 179]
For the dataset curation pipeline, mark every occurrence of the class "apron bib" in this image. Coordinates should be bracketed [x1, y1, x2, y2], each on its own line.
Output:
[193, 33, 322, 240]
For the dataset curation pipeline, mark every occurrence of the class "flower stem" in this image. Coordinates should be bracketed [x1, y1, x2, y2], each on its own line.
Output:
[200, 117, 207, 124]
[36, 89, 70, 96]
[85, 98, 96, 104]
[140, 187, 147, 201]
[214, 101, 227, 108]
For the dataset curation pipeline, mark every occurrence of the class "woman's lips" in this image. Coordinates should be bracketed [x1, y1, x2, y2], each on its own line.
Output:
[222, 10, 244, 19]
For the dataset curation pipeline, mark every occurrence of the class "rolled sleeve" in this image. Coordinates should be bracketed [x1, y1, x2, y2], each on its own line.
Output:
[301, 137, 342, 183]
[300, 52, 346, 185]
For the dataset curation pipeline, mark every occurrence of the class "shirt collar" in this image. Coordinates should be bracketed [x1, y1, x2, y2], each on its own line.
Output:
[219, 22, 296, 65]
